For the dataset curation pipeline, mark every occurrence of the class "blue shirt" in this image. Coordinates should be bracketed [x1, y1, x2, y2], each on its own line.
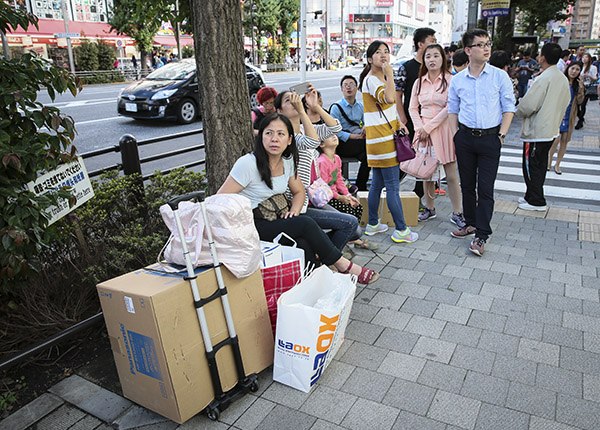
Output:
[329, 98, 364, 142]
[448, 63, 516, 129]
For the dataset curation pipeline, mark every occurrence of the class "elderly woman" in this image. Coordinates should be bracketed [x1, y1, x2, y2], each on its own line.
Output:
[252, 86, 278, 135]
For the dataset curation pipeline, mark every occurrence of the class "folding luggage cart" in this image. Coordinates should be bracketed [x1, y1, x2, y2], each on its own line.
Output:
[167, 191, 259, 421]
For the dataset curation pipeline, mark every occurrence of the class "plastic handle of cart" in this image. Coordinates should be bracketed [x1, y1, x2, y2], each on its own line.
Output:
[167, 191, 206, 209]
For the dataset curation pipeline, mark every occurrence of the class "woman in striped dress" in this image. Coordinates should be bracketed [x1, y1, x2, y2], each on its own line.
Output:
[360, 41, 418, 243]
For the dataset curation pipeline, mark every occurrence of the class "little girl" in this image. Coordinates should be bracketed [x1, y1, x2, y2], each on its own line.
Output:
[318, 135, 373, 249]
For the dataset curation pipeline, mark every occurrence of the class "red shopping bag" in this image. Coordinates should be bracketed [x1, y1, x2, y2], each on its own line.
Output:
[261, 259, 303, 332]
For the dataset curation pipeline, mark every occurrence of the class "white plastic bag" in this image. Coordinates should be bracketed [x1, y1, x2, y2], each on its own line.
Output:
[159, 194, 261, 278]
[273, 266, 356, 392]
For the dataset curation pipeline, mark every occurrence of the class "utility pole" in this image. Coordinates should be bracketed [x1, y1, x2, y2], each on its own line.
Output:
[340, 0, 344, 59]
[175, 0, 181, 59]
[61, 0, 75, 73]
[1, 30, 9, 59]
[467, 0, 478, 30]
[300, 0, 307, 81]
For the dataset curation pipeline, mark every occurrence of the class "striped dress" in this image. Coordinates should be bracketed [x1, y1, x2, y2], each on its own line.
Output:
[362, 75, 399, 168]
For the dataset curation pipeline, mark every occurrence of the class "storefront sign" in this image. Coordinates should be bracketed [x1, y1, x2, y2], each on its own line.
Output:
[481, 0, 510, 17]
[376, 0, 394, 6]
[349, 14, 387, 23]
[27, 157, 94, 225]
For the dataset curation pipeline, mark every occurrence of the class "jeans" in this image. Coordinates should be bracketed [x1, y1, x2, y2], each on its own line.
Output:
[368, 165, 407, 231]
[454, 129, 501, 241]
[305, 205, 360, 251]
[522, 141, 552, 206]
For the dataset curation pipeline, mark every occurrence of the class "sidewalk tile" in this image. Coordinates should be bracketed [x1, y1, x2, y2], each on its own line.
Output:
[467, 310, 507, 332]
[69, 415, 105, 430]
[542, 325, 583, 349]
[449, 278, 483, 295]
[405, 315, 446, 338]
[299, 386, 356, 424]
[583, 301, 600, 317]
[433, 303, 472, 325]
[536, 363, 583, 397]
[506, 382, 556, 419]
[489, 298, 526, 318]
[374, 327, 419, 354]
[530, 280, 565, 296]
[427, 390, 481, 430]
[440, 322, 482, 347]
[310, 419, 346, 430]
[411, 336, 456, 364]
[369, 292, 408, 311]
[257, 405, 316, 430]
[217, 395, 257, 426]
[478, 330, 519, 356]
[551, 271, 583, 286]
[391, 268, 425, 283]
[112, 405, 174, 429]
[411, 249, 440, 262]
[563, 312, 600, 334]
[460, 371, 510, 406]
[316, 361, 355, 391]
[456, 293, 493, 311]
[340, 398, 399, 430]
[417, 361, 467, 393]
[492, 354, 537, 385]
[391, 411, 445, 430]
[565, 285, 599, 302]
[340, 342, 388, 371]
[547, 294, 582, 313]
[350, 302, 380, 323]
[500, 274, 532, 289]
[450, 344, 495, 374]
[420, 273, 453, 288]
[382, 378, 436, 415]
[513, 289, 547, 307]
[517, 338, 559, 366]
[378, 351, 426, 381]
[371, 309, 412, 331]
[490, 261, 521, 275]
[520, 266, 551, 281]
[395, 282, 430, 299]
[234, 398, 276, 430]
[525, 305, 563, 326]
[442, 264, 474, 280]
[345, 320, 384, 344]
[583, 332, 600, 354]
[504, 317, 544, 341]
[0, 393, 64, 430]
[529, 416, 580, 430]
[400, 297, 438, 317]
[556, 394, 600, 430]
[340, 368, 393, 402]
[262, 381, 310, 409]
[479, 283, 514, 301]
[425, 288, 461, 305]
[473, 403, 528, 430]
[48, 375, 132, 423]
[583, 374, 600, 403]
[469, 268, 503, 284]
[566, 263, 598, 277]
[560, 347, 600, 376]
[32, 404, 87, 430]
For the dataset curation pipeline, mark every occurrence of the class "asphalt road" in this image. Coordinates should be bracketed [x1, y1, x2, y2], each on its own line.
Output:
[36, 67, 365, 177]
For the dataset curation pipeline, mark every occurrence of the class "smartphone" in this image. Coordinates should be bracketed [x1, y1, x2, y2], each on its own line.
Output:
[289, 82, 310, 94]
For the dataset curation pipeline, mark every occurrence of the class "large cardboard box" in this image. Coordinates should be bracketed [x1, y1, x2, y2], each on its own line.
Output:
[357, 191, 419, 227]
[97, 266, 274, 424]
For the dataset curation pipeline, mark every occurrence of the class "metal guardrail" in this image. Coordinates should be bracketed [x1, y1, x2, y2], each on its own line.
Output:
[82, 128, 205, 178]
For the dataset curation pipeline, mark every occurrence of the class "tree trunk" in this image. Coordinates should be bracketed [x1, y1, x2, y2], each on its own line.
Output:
[191, 0, 254, 195]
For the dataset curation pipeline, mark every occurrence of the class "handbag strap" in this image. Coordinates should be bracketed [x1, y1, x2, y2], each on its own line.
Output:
[376, 102, 395, 132]
[330, 103, 360, 128]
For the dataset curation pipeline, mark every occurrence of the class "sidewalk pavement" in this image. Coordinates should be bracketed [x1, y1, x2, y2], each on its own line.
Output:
[2, 99, 600, 430]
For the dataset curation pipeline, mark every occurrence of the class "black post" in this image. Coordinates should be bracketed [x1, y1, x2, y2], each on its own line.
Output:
[119, 134, 142, 176]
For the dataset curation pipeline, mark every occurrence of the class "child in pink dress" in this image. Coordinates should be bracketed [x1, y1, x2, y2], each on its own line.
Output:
[318, 135, 373, 249]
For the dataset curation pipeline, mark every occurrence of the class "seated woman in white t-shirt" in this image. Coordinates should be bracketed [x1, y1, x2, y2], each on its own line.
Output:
[217, 113, 379, 285]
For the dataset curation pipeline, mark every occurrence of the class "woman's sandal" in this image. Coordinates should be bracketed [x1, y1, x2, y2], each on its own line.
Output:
[352, 239, 379, 251]
[554, 167, 562, 175]
[340, 261, 380, 285]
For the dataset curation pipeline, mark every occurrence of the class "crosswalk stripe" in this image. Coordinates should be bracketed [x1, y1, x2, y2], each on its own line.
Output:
[500, 156, 600, 172]
[495, 180, 600, 202]
[497, 166, 599, 184]
[502, 147, 600, 163]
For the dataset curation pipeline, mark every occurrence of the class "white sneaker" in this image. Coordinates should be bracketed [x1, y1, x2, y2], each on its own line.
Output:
[518, 197, 526, 204]
[364, 222, 389, 236]
[518, 201, 547, 212]
[391, 228, 419, 243]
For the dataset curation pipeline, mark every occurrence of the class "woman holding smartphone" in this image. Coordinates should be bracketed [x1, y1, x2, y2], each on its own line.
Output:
[359, 40, 418, 244]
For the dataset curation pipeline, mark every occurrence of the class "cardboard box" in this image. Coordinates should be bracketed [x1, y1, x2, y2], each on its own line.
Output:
[357, 191, 419, 227]
[97, 266, 274, 423]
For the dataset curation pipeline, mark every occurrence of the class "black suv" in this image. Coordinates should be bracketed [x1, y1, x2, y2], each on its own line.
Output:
[117, 59, 265, 124]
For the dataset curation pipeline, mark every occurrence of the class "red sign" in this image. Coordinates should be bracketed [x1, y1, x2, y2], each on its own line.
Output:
[376, 0, 394, 6]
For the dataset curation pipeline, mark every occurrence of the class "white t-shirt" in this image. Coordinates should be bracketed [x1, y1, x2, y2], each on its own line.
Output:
[229, 153, 295, 208]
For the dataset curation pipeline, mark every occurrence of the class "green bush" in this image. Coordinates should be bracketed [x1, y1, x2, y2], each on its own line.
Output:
[78, 71, 125, 85]
[97, 41, 116, 70]
[267, 46, 285, 64]
[75, 40, 99, 71]
[0, 168, 206, 354]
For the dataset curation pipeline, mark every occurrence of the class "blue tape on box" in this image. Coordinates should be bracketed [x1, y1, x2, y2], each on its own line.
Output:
[127, 330, 163, 381]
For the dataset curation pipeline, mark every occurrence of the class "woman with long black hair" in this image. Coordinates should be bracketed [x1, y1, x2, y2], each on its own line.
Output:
[217, 113, 379, 285]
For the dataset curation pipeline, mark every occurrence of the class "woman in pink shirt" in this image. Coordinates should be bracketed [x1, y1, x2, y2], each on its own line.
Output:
[409, 44, 465, 228]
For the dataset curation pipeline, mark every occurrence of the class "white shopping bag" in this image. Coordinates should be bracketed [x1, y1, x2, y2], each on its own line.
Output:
[273, 266, 356, 392]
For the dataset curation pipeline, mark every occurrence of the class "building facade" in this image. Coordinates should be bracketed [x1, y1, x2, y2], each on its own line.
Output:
[428, 0, 454, 45]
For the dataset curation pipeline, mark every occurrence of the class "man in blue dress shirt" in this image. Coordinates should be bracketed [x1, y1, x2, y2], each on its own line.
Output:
[329, 75, 370, 191]
[448, 29, 516, 257]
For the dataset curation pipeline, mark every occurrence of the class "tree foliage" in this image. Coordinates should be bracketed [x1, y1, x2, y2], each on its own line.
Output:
[1, 2, 82, 288]
[108, 0, 171, 67]
[75, 40, 99, 71]
[97, 40, 117, 70]
[513, 0, 571, 35]
[241, 0, 281, 59]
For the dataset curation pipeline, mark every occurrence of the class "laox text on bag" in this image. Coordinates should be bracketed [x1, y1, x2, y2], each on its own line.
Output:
[310, 314, 339, 387]
[278, 339, 310, 355]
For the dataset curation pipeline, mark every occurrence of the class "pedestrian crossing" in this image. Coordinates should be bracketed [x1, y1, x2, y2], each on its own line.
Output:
[496, 146, 600, 205]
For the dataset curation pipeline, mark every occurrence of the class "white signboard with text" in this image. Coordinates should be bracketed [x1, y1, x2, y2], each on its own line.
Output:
[27, 156, 94, 225]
